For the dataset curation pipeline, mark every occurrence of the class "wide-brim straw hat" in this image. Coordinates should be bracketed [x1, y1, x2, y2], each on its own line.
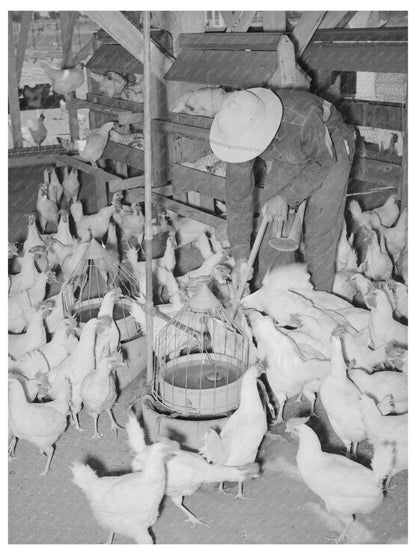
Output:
[210, 88, 283, 163]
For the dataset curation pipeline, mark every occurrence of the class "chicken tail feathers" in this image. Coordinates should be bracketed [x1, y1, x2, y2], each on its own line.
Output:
[71, 462, 98, 493]
[371, 442, 394, 486]
[125, 413, 147, 455]
[199, 429, 223, 463]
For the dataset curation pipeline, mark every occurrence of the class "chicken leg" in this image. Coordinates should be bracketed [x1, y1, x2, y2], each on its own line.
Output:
[8, 436, 17, 457]
[107, 409, 122, 436]
[106, 531, 114, 544]
[39, 445, 55, 476]
[170, 496, 210, 527]
[335, 512, 354, 544]
[92, 414, 103, 440]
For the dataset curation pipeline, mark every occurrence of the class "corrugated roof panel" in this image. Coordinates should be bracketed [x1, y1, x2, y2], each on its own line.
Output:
[86, 44, 143, 74]
[165, 49, 277, 87]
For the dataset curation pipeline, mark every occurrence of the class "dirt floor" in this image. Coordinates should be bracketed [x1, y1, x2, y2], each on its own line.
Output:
[8, 374, 408, 545]
[8, 165, 407, 545]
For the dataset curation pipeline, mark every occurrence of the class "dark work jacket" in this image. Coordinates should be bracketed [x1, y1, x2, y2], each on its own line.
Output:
[225, 89, 353, 260]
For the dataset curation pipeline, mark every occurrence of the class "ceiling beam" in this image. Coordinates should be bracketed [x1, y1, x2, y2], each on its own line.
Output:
[82, 11, 174, 81]
[262, 11, 286, 31]
[226, 11, 256, 32]
[319, 11, 357, 29]
[15, 11, 32, 83]
[292, 11, 327, 56]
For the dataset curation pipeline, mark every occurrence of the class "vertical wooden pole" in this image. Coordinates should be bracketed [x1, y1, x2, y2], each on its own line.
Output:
[143, 10, 154, 386]
[15, 11, 33, 83]
[400, 85, 408, 209]
[8, 13, 22, 148]
[60, 11, 80, 141]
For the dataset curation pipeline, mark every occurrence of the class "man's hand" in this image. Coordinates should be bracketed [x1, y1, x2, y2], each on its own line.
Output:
[231, 258, 253, 299]
[262, 194, 288, 224]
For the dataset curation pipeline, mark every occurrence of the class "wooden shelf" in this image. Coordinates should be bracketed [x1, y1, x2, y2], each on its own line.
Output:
[67, 98, 143, 125]
[171, 164, 226, 201]
[103, 140, 144, 170]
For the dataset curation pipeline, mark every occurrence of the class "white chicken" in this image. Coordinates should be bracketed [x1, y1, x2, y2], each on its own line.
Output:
[62, 166, 80, 204]
[359, 227, 393, 281]
[383, 207, 407, 263]
[319, 333, 367, 457]
[8, 376, 70, 475]
[36, 184, 59, 232]
[359, 394, 407, 487]
[336, 220, 358, 272]
[286, 417, 392, 543]
[80, 353, 125, 439]
[248, 310, 330, 421]
[8, 304, 50, 360]
[23, 214, 46, 254]
[126, 415, 259, 527]
[47, 167, 64, 207]
[380, 280, 408, 321]
[71, 442, 172, 544]
[73, 193, 122, 241]
[200, 365, 267, 498]
[349, 368, 407, 415]
[370, 194, 400, 227]
[88, 70, 127, 98]
[365, 289, 407, 349]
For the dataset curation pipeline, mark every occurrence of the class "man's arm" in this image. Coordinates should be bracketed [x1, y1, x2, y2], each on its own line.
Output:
[225, 159, 255, 260]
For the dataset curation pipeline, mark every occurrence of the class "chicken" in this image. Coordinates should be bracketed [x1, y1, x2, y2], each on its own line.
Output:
[8, 376, 70, 475]
[200, 365, 267, 498]
[248, 310, 330, 421]
[336, 220, 358, 272]
[95, 290, 121, 362]
[88, 70, 127, 98]
[8, 250, 38, 295]
[359, 227, 393, 281]
[71, 443, 172, 544]
[43, 236, 75, 270]
[320, 333, 367, 456]
[167, 210, 215, 247]
[74, 193, 121, 240]
[60, 237, 90, 281]
[380, 280, 408, 321]
[39, 61, 84, 98]
[395, 242, 407, 284]
[172, 87, 227, 117]
[383, 207, 408, 264]
[332, 270, 359, 302]
[359, 394, 407, 487]
[194, 232, 214, 260]
[126, 415, 259, 527]
[8, 303, 49, 360]
[28, 113, 47, 147]
[47, 318, 101, 430]
[8, 268, 55, 332]
[77, 121, 115, 167]
[8, 242, 19, 259]
[371, 194, 400, 227]
[13, 318, 78, 379]
[339, 328, 391, 372]
[348, 199, 381, 231]
[36, 184, 59, 232]
[187, 252, 224, 280]
[80, 352, 124, 439]
[104, 221, 120, 263]
[62, 166, 80, 204]
[23, 214, 46, 254]
[113, 202, 144, 245]
[366, 289, 407, 349]
[349, 369, 407, 415]
[53, 209, 76, 246]
[47, 167, 64, 206]
[286, 417, 392, 543]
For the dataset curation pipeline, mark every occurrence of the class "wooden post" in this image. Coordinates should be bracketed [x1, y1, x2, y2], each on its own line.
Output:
[143, 11, 154, 386]
[15, 11, 33, 83]
[8, 13, 22, 148]
[269, 35, 297, 88]
[227, 11, 256, 32]
[292, 11, 326, 56]
[94, 175, 108, 210]
[400, 87, 408, 209]
[60, 11, 80, 141]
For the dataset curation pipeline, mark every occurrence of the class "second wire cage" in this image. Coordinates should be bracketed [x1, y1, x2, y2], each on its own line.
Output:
[153, 283, 249, 418]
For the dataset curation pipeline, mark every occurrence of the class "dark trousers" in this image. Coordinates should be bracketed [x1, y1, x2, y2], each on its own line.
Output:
[255, 126, 355, 291]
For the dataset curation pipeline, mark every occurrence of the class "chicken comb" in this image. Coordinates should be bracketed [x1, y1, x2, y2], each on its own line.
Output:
[285, 417, 310, 433]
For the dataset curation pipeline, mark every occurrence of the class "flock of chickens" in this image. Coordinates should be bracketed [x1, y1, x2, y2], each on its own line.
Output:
[9, 152, 408, 544]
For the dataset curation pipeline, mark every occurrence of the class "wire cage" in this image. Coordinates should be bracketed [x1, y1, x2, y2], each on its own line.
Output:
[61, 238, 142, 342]
[153, 283, 249, 418]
